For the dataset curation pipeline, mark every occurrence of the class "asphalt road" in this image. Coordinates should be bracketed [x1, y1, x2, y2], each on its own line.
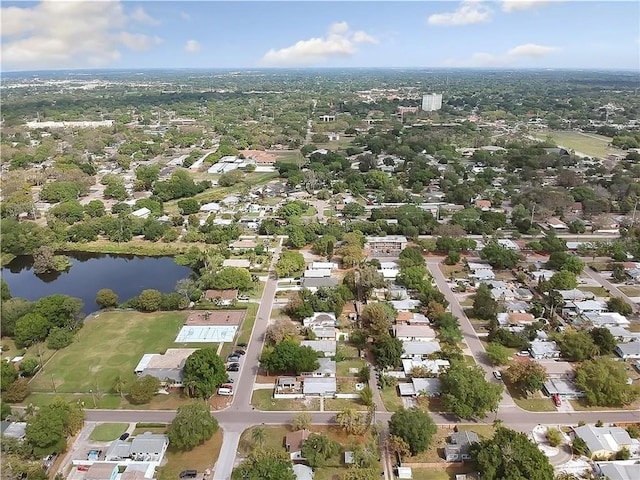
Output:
[584, 267, 639, 313]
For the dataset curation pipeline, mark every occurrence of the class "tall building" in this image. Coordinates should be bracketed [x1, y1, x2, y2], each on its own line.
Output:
[421, 93, 443, 112]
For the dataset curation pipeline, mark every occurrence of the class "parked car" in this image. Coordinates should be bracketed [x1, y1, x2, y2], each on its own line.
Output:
[237, 342, 248, 348]
[516, 351, 530, 357]
[179, 470, 197, 479]
[119, 432, 130, 441]
[238, 295, 249, 301]
[552, 394, 562, 407]
[493, 371, 502, 380]
[227, 365, 239, 372]
[227, 355, 240, 363]
[234, 349, 246, 356]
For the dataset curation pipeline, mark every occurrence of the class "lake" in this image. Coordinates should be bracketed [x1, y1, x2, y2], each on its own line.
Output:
[1, 252, 194, 314]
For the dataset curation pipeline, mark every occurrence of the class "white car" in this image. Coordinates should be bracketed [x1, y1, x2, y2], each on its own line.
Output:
[493, 371, 502, 380]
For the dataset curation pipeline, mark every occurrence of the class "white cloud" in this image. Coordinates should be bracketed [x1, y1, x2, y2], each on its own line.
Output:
[130, 6, 161, 26]
[507, 43, 559, 57]
[428, 0, 492, 26]
[180, 11, 191, 21]
[502, 1, 553, 12]
[119, 32, 163, 52]
[1, 0, 163, 70]
[446, 42, 560, 67]
[353, 31, 378, 44]
[185, 40, 202, 54]
[261, 22, 377, 66]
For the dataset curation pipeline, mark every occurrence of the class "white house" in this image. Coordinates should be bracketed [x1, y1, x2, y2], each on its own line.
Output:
[615, 342, 640, 360]
[529, 340, 561, 359]
[131, 207, 151, 219]
[301, 340, 337, 357]
[394, 324, 436, 342]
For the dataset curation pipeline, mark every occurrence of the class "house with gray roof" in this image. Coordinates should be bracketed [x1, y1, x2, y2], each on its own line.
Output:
[596, 462, 640, 480]
[303, 377, 336, 396]
[615, 342, 640, 360]
[444, 430, 480, 462]
[301, 277, 338, 290]
[574, 425, 634, 459]
[301, 340, 336, 357]
[302, 358, 336, 377]
[105, 433, 168, 463]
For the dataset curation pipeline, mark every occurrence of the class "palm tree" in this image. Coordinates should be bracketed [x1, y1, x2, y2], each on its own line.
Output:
[251, 426, 266, 448]
[359, 386, 374, 407]
[113, 376, 127, 398]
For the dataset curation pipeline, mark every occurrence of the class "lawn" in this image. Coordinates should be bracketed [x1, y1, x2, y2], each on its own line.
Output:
[29, 311, 192, 394]
[570, 398, 640, 412]
[236, 302, 258, 345]
[23, 391, 192, 410]
[251, 389, 319, 411]
[533, 131, 624, 159]
[503, 382, 556, 412]
[405, 425, 494, 464]
[157, 430, 223, 480]
[324, 398, 368, 411]
[379, 386, 403, 412]
[272, 150, 305, 165]
[411, 465, 475, 480]
[336, 359, 366, 378]
[619, 286, 640, 297]
[89, 423, 128, 441]
[578, 286, 609, 297]
[439, 264, 467, 280]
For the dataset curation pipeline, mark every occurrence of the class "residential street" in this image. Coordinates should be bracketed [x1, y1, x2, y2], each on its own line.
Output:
[584, 267, 639, 313]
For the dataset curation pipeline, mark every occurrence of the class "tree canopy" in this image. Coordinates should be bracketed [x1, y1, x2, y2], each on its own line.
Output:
[575, 358, 640, 407]
[260, 340, 319, 375]
[167, 402, 219, 451]
[440, 362, 502, 419]
[231, 448, 296, 480]
[182, 348, 227, 399]
[388, 407, 437, 455]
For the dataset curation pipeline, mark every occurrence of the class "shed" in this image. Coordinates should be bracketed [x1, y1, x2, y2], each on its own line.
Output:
[397, 467, 413, 479]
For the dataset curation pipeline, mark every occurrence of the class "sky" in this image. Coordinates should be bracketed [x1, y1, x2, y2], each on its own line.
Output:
[1, 0, 639, 72]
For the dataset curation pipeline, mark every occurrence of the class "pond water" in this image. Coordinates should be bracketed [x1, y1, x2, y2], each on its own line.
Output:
[1, 252, 194, 314]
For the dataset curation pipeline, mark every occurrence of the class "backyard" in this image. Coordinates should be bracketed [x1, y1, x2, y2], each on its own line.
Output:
[157, 431, 223, 480]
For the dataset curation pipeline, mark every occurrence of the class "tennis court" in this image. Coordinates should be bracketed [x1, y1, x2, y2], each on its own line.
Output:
[175, 325, 238, 343]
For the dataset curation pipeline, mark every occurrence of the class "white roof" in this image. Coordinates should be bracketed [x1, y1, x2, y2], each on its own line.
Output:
[398, 383, 416, 396]
[303, 377, 336, 395]
[293, 464, 314, 480]
[134, 354, 156, 373]
[366, 235, 407, 243]
[303, 269, 331, 278]
[402, 341, 441, 356]
[131, 207, 151, 217]
[397, 467, 413, 479]
[311, 262, 337, 270]
[200, 202, 221, 212]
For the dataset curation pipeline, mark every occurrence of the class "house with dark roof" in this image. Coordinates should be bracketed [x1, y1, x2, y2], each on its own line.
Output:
[285, 429, 310, 460]
[444, 430, 480, 462]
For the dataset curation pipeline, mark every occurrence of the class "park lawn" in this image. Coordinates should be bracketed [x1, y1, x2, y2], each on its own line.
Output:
[23, 391, 192, 410]
[619, 286, 640, 297]
[29, 311, 189, 394]
[336, 359, 366, 378]
[272, 150, 305, 165]
[578, 286, 609, 297]
[533, 131, 623, 159]
[89, 423, 128, 441]
[379, 386, 403, 413]
[251, 390, 319, 411]
[157, 430, 223, 480]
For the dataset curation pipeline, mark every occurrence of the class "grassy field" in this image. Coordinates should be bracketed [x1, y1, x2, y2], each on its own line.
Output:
[406, 425, 495, 464]
[157, 431, 223, 480]
[271, 150, 305, 165]
[578, 286, 609, 297]
[533, 131, 624, 159]
[89, 423, 128, 441]
[56, 239, 199, 257]
[336, 359, 366, 378]
[324, 398, 368, 411]
[619, 286, 640, 297]
[379, 385, 403, 412]
[503, 381, 556, 412]
[29, 311, 194, 394]
[236, 302, 258, 345]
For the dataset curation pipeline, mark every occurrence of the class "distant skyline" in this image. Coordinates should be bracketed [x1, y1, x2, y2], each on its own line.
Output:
[2, 1, 639, 72]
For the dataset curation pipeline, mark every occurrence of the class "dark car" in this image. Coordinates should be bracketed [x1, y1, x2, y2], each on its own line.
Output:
[119, 433, 130, 441]
[237, 342, 248, 348]
[227, 365, 239, 372]
[179, 471, 197, 479]
[234, 349, 246, 356]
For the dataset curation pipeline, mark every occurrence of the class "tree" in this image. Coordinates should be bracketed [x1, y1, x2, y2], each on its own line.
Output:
[25, 409, 66, 456]
[136, 289, 162, 311]
[386, 434, 411, 461]
[1, 298, 34, 337]
[32, 246, 57, 274]
[129, 375, 161, 404]
[371, 335, 403, 368]
[167, 402, 219, 451]
[350, 329, 368, 357]
[14, 313, 50, 348]
[343, 202, 366, 218]
[275, 250, 305, 278]
[611, 263, 627, 283]
[142, 218, 166, 242]
[558, 330, 598, 361]
[84, 200, 106, 218]
[1, 279, 11, 301]
[95, 289, 118, 309]
[471, 427, 554, 480]
[360, 302, 395, 337]
[1, 360, 18, 391]
[19, 358, 40, 377]
[251, 426, 266, 448]
[182, 348, 227, 399]
[399, 246, 425, 268]
[440, 363, 502, 419]
[472, 284, 499, 320]
[575, 358, 640, 407]
[479, 242, 521, 269]
[207, 267, 252, 291]
[359, 386, 374, 407]
[546, 428, 562, 447]
[177, 198, 200, 215]
[301, 433, 340, 468]
[505, 361, 548, 396]
[291, 412, 312, 431]
[589, 327, 616, 355]
[34, 294, 84, 329]
[485, 342, 511, 366]
[260, 341, 319, 375]
[46, 327, 74, 349]
[444, 251, 461, 265]
[113, 375, 127, 398]
[3, 377, 31, 403]
[548, 270, 578, 290]
[1, 400, 11, 420]
[388, 407, 437, 455]
[231, 448, 296, 480]
[607, 297, 633, 316]
[336, 408, 367, 435]
[264, 319, 298, 345]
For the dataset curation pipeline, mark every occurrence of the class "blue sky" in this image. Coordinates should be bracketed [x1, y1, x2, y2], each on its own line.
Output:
[1, 1, 639, 71]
